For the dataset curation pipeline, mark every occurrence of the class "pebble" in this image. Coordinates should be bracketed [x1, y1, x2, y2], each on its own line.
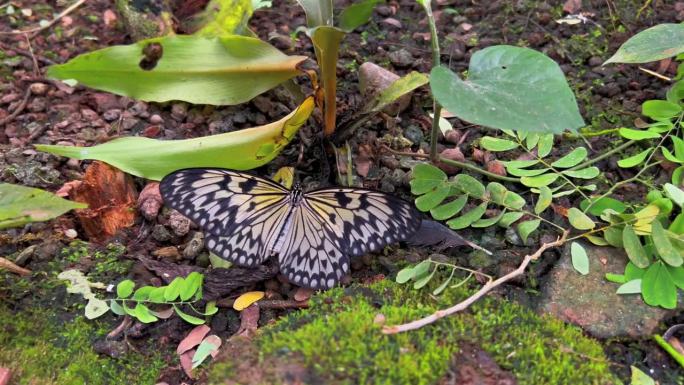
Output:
[28, 97, 47, 112]
[29, 83, 48, 95]
[151, 224, 172, 242]
[183, 232, 204, 260]
[171, 103, 187, 121]
[403, 125, 424, 145]
[1, 93, 19, 104]
[64, 229, 78, 239]
[102, 109, 121, 121]
[149, 114, 163, 124]
[388, 48, 414, 68]
[14, 245, 37, 266]
[168, 210, 191, 237]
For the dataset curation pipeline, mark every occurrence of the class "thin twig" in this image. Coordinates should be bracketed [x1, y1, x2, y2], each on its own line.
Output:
[24, 33, 39, 76]
[0, 87, 31, 127]
[382, 231, 568, 334]
[216, 298, 310, 310]
[0, 257, 32, 276]
[106, 316, 132, 339]
[0, 0, 87, 37]
[0, 41, 56, 65]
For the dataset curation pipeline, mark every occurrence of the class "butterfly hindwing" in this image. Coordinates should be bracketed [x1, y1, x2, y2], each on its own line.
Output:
[160, 169, 291, 266]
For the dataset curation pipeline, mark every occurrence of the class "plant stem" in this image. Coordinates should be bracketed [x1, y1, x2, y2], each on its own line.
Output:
[420, 0, 442, 162]
[438, 156, 519, 182]
[567, 140, 636, 171]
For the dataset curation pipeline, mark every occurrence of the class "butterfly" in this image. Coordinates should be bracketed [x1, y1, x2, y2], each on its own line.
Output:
[159, 168, 422, 289]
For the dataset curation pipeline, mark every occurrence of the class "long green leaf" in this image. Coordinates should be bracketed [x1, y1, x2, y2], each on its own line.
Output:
[48, 35, 306, 105]
[0, 183, 87, 230]
[296, 0, 333, 27]
[311, 26, 346, 135]
[605, 24, 684, 64]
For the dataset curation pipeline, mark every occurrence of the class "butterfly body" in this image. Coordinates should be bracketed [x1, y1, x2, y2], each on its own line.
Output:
[160, 168, 421, 289]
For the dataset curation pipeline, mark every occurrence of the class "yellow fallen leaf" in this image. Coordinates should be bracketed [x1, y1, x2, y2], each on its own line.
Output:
[233, 291, 265, 311]
[634, 204, 659, 229]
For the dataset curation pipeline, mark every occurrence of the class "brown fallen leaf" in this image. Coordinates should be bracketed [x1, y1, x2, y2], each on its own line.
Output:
[293, 287, 314, 302]
[204, 335, 223, 358]
[563, 0, 582, 13]
[70, 161, 137, 241]
[55, 180, 83, 198]
[180, 349, 195, 379]
[177, 325, 211, 355]
[236, 304, 260, 338]
[354, 144, 374, 178]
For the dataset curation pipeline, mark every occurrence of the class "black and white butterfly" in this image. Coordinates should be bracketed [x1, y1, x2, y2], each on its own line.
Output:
[159, 168, 421, 289]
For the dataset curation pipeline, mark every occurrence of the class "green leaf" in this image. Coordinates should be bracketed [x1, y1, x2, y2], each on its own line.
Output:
[517, 220, 540, 244]
[506, 167, 549, 177]
[413, 266, 436, 289]
[673, 136, 684, 159]
[503, 190, 526, 210]
[446, 203, 487, 230]
[641, 261, 677, 309]
[617, 148, 651, 168]
[520, 173, 559, 188]
[165, 277, 184, 301]
[204, 301, 219, 316]
[430, 46, 584, 134]
[618, 127, 661, 140]
[0, 183, 87, 230]
[502, 159, 539, 168]
[191, 0, 253, 37]
[642, 100, 682, 120]
[622, 225, 650, 268]
[85, 298, 110, 320]
[485, 183, 507, 205]
[116, 280, 135, 299]
[616, 279, 642, 294]
[133, 286, 155, 301]
[561, 167, 600, 179]
[652, 220, 683, 267]
[395, 266, 415, 283]
[296, 0, 332, 27]
[148, 286, 167, 303]
[585, 235, 609, 246]
[580, 197, 627, 216]
[412, 260, 432, 279]
[109, 300, 125, 315]
[667, 265, 684, 290]
[671, 213, 684, 235]
[453, 174, 486, 198]
[535, 186, 552, 214]
[180, 272, 204, 301]
[367, 72, 429, 114]
[605, 24, 684, 64]
[664, 183, 684, 207]
[537, 134, 554, 157]
[432, 269, 455, 296]
[410, 163, 447, 194]
[630, 365, 656, 385]
[47, 35, 307, 105]
[567, 207, 595, 230]
[37, 98, 314, 181]
[134, 304, 159, 324]
[430, 195, 467, 220]
[472, 210, 506, 228]
[605, 273, 626, 284]
[570, 242, 589, 275]
[662, 147, 683, 164]
[339, 0, 380, 31]
[174, 305, 206, 325]
[525, 133, 540, 149]
[550, 147, 587, 168]
[498, 212, 524, 227]
[625, 262, 647, 281]
[415, 184, 450, 212]
[192, 336, 221, 369]
[479, 136, 519, 151]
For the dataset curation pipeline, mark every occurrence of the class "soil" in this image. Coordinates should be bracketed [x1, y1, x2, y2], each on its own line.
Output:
[1, 0, 683, 384]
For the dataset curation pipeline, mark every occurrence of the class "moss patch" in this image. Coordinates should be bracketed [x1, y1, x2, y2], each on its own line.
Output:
[211, 279, 620, 385]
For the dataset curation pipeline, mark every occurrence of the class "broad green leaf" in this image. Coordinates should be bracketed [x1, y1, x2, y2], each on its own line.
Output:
[674, 136, 684, 161]
[617, 148, 651, 168]
[503, 190, 525, 210]
[133, 286, 155, 301]
[520, 173, 559, 188]
[85, 298, 110, 319]
[517, 219, 540, 244]
[116, 280, 135, 299]
[502, 159, 539, 168]
[605, 24, 684, 64]
[48, 35, 307, 105]
[625, 261, 647, 281]
[616, 279, 641, 294]
[191, 0, 253, 37]
[567, 207, 595, 230]
[192, 336, 221, 369]
[367, 72, 429, 114]
[109, 300, 125, 315]
[618, 127, 661, 140]
[430, 46, 584, 134]
[535, 186, 552, 214]
[650, 197, 673, 216]
[296, 0, 333, 27]
[485, 183, 507, 205]
[415, 184, 450, 212]
[134, 304, 159, 323]
[652, 220, 683, 267]
[148, 286, 167, 303]
[662, 147, 682, 163]
[453, 174, 486, 198]
[446, 203, 487, 230]
[174, 305, 206, 325]
[430, 195, 467, 220]
[525, 133, 540, 149]
[165, 277, 184, 301]
[413, 266, 436, 289]
[411, 163, 447, 194]
[550, 147, 587, 168]
[205, 301, 219, 316]
[641, 261, 677, 309]
[233, 291, 265, 310]
[311, 26, 346, 135]
[537, 134, 554, 157]
[180, 272, 204, 301]
[667, 265, 684, 290]
[570, 242, 589, 275]
[670, 213, 684, 235]
[667, 79, 684, 104]
[0, 183, 87, 230]
[412, 260, 432, 279]
[472, 210, 506, 227]
[498, 212, 524, 227]
[561, 167, 600, 179]
[630, 365, 656, 385]
[674, 165, 684, 185]
[479, 136, 519, 151]
[622, 225, 649, 268]
[642, 100, 682, 120]
[585, 235, 609, 246]
[396, 266, 416, 283]
[37, 98, 314, 181]
[339, 0, 380, 32]
[506, 167, 549, 177]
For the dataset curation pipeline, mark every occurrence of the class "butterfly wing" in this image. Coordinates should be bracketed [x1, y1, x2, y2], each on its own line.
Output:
[159, 168, 291, 266]
[278, 189, 421, 289]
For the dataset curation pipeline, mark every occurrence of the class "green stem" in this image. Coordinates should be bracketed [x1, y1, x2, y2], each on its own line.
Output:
[567, 140, 636, 171]
[654, 335, 684, 369]
[421, 0, 442, 162]
[438, 156, 519, 182]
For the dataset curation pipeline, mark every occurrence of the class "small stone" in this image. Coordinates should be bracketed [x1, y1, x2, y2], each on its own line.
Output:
[468, 249, 494, 269]
[28, 97, 47, 112]
[183, 232, 204, 260]
[437, 148, 465, 174]
[504, 227, 526, 246]
[138, 182, 162, 220]
[93, 339, 129, 358]
[195, 252, 210, 268]
[129, 101, 148, 117]
[358, 62, 412, 115]
[149, 114, 163, 124]
[102, 109, 121, 121]
[143, 125, 161, 137]
[444, 129, 461, 144]
[121, 117, 140, 130]
[252, 96, 272, 114]
[379, 155, 400, 170]
[151, 224, 172, 242]
[14, 245, 37, 266]
[168, 210, 191, 237]
[1, 93, 19, 104]
[588, 56, 603, 67]
[403, 125, 424, 145]
[210, 311, 229, 333]
[64, 229, 78, 239]
[388, 48, 414, 68]
[91, 93, 120, 112]
[29, 82, 48, 95]
[81, 108, 99, 121]
[171, 103, 187, 121]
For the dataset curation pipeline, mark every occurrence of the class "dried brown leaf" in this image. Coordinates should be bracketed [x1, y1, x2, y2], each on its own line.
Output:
[177, 325, 211, 355]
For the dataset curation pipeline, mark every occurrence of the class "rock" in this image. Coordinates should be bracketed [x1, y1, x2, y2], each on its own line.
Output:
[168, 210, 191, 237]
[358, 62, 411, 115]
[151, 224, 172, 242]
[93, 339, 129, 358]
[183, 232, 204, 260]
[149, 114, 163, 124]
[388, 48, 414, 68]
[29, 83, 48, 95]
[137, 182, 162, 220]
[102, 109, 121, 121]
[437, 148, 465, 174]
[403, 125, 424, 145]
[171, 103, 187, 121]
[538, 242, 673, 339]
[28, 97, 47, 112]
[14, 245, 37, 266]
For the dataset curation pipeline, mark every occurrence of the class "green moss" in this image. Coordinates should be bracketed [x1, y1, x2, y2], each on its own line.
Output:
[249, 280, 619, 385]
[0, 306, 165, 385]
[58, 240, 132, 281]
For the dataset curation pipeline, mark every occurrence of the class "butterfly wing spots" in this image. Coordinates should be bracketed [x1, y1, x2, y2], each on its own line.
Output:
[277, 206, 350, 289]
[303, 189, 421, 258]
[205, 234, 269, 268]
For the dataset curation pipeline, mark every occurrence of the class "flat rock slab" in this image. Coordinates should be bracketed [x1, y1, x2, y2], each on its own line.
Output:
[538, 242, 672, 339]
